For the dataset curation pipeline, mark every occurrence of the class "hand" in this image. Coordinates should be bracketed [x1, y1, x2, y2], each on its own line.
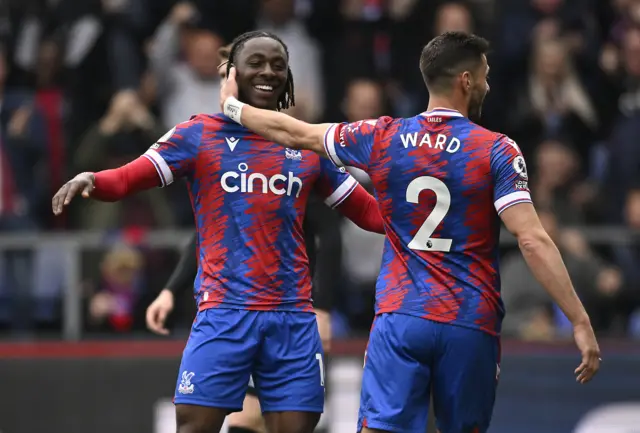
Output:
[89, 292, 116, 320]
[8, 106, 33, 137]
[596, 267, 622, 296]
[572, 320, 601, 384]
[146, 289, 175, 335]
[315, 309, 332, 353]
[52, 172, 95, 215]
[170, 2, 197, 26]
[220, 66, 239, 111]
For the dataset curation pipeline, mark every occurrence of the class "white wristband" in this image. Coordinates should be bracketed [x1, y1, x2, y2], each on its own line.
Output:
[223, 97, 245, 125]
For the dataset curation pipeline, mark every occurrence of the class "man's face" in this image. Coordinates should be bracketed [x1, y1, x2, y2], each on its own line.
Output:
[234, 37, 288, 110]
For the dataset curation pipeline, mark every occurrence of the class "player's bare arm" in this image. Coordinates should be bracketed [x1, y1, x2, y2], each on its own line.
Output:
[220, 66, 330, 156]
[500, 202, 601, 383]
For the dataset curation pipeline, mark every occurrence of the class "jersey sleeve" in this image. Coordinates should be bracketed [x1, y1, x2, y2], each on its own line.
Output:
[323, 118, 384, 170]
[143, 118, 204, 187]
[491, 135, 532, 215]
[314, 157, 358, 208]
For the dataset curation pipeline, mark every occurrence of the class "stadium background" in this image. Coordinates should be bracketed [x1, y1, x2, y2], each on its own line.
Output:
[0, 0, 639, 431]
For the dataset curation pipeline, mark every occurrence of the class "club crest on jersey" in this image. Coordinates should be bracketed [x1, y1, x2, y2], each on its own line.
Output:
[285, 148, 302, 161]
[178, 371, 195, 394]
[512, 155, 528, 179]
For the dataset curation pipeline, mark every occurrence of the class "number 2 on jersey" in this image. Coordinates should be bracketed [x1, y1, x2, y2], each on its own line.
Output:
[406, 176, 453, 252]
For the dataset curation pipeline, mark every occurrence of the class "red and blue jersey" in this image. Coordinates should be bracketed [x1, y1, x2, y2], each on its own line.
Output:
[323, 108, 532, 335]
[144, 114, 357, 312]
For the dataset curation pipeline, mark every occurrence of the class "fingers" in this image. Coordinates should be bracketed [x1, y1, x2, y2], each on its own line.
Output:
[52, 184, 69, 215]
[81, 182, 94, 198]
[52, 181, 82, 215]
[146, 306, 170, 335]
[575, 353, 601, 384]
[228, 66, 236, 82]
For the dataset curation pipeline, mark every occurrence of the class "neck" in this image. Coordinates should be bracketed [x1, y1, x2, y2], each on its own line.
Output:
[426, 95, 468, 118]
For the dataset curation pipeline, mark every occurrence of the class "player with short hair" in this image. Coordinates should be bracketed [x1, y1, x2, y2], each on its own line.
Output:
[219, 31, 601, 433]
[53, 31, 384, 433]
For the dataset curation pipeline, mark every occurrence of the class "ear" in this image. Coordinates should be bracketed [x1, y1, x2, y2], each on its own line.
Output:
[461, 71, 472, 92]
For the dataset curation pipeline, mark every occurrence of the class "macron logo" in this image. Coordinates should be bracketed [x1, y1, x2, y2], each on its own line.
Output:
[226, 137, 239, 151]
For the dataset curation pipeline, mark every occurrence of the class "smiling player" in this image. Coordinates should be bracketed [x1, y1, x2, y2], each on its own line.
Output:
[53, 31, 384, 433]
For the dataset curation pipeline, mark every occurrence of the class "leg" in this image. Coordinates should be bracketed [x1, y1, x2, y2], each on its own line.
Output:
[358, 313, 434, 433]
[255, 312, 325, 433]
[431, 324, 500, 433]
[174, 309, 260, 433]
[227, 382, 267, 433]
[176, 404, 229, 433]
[263, 411, 320, 433]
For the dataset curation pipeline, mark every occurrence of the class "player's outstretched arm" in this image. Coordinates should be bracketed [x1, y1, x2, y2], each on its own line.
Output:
[220, 67, 329, 156]
[52, 157, 161, 215]
[500, 203, 601, 383]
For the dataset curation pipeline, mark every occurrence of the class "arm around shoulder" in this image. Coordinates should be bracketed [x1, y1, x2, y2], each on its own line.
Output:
[223, 96, 331, 155]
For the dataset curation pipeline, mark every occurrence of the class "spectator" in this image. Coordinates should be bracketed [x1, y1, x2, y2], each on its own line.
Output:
[149, 2, 225, 128]
[501, 209, 623, 338]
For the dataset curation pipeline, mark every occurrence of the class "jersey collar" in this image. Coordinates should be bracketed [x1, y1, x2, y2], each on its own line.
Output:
[421, 107, 464, 118]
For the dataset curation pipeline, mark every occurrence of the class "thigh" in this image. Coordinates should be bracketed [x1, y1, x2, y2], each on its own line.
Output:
[263, 411, 321, 433]
[227, 394, 267, 433]
[254, 312, 324, 414]
[432, 325, 500, 433]
[358, 314, 433, 433]
[174, 309, 260, 411]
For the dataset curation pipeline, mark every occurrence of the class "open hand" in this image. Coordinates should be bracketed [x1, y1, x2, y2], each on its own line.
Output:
[52, 172, 95, 215]
[220, 66, 239, 111]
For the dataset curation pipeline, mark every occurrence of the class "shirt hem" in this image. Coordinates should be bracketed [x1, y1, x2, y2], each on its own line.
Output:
[375, 310, 501, 337]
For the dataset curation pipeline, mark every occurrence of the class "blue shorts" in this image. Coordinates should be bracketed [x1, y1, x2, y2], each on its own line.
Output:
[174, 309, 325, 413]
[358, 313, 500, 433]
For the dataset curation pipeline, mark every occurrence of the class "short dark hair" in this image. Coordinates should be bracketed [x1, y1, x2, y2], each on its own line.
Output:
[227, 31, 295, 111]
[419, 31, 490, 92]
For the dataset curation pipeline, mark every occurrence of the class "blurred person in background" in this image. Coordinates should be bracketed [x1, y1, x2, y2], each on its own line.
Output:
[501, 209, 623, 339]
[505, 37, 598, 162]
[88, 243, 146, 333]
[601, 25, 640, 224]
[149, 2, 225, 128]
[257, 0, 324, 122]
[530, 139, 592, 225]
[71, 89, 174, 229]
[608, 187, 640, 337]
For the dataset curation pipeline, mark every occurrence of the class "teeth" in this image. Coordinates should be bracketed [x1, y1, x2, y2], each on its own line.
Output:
[254, 85, 273, 91]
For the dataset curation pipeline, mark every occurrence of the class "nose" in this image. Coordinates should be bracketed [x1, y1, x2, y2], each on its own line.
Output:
[486, 82, 490, 93]
[258, 63, 276, 79]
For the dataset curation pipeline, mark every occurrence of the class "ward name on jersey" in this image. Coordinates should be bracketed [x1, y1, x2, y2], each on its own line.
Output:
[145, 113, 357, 312]
[323, 108, 531, 335]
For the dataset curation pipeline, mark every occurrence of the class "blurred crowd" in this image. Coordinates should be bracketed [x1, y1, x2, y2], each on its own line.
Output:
[0, 0, 639, 340]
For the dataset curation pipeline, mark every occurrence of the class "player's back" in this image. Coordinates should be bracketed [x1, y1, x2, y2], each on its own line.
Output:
[374, 109, 530, 334]
[324, 108, 531, 335]
[147, 113, 355, 313]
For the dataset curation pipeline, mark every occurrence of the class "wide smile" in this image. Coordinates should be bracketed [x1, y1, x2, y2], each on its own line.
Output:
[253, 84, 276, 95]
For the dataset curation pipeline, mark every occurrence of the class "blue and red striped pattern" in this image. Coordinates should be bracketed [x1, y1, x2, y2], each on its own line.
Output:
[144, 114, 356, 312]
[323, 108, 532, 335]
